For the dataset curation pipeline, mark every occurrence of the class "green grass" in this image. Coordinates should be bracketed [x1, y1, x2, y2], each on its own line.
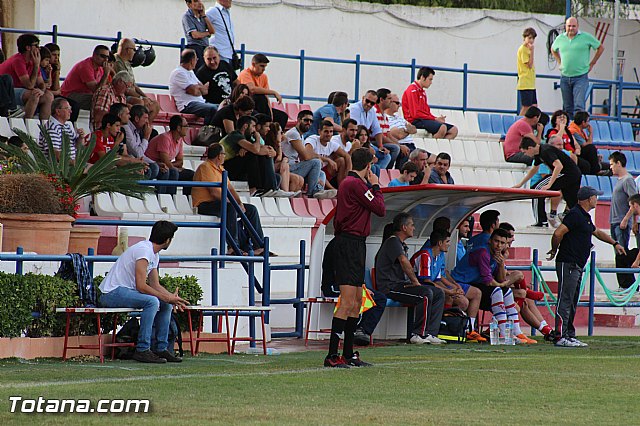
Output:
[1, 337, 640, 425]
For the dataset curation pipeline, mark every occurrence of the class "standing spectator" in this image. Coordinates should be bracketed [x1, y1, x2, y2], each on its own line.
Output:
[0, 33, 53, 119]
[402, 67, 458, 139]
[61, 45, 113, 111]
[551, 17, 604, 118]
[517, 27, 538, 115]
[503, 106, 544, 165]
[609, 151, 636, 252]
[237, 53, 288, 130]
[169, 49, 218, 125]
[429, 152, 455, 184]
[385, 92, 417, 151]
[374, 88, 408, 168]
[91, 71, 131, 130]
[211, 95, 254, 137]
[39, 98, 85, 161]
[196, 46, 238, 106]
[388, 162, 419, 187]
[284, 110, 335, 198]
[43, 43, 80, 123]
[205, 0, 236, 64]
[325, 148, 385, 367]
[306, 91, 348, 137]
[408, 148, 436, 185]
[548, 187, 624, 346]
[182, 0, 215, 70]
[124, 105, 161, 181]
[145, 115, 195, 195]
[375, 213, 446, 345]
[114, 38, 160, 122]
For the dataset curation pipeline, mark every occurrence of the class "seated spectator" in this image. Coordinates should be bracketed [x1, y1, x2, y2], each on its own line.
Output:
[109, 102, 130, 130]
[0, 33, 54, 119]
[196, 46, 237, 107]
[220, 115, 278, 196]
[237, 53, 288, 130]
[169, 49, 217, 125]
[89, 113, 146, 170]
[61, 45, 113, 111]
[43, 43, 80, 122]
[388, 162, 419, 187]
[283, 110, 336, 198]
[356, 124, 389, 174]
[7, 135, 29, 154]
[306, 91, 348, 137]
[330, 118, 359, 153]
[350, 89, 399, 169]
[408, 148, 436, 185]
[182, 0, 215, 70]
[375, 213, 446, 344]
[211, 95, 254, 137]
[456, 217, 471, 262]
[385, 92, 417, 151]
[305, 120, 352, 186]
[145, 115, 195, 195]
[428, 152, 455, 184]
[99, 220, 187, 363]
[192, 143, 270, 256]
[91, 70, 132, 130]
[374, 88, 408, 168]
[503, 106, 544, 165]
[402, 67, 458, 139]
[114, 38, 160, 122]
[566, 110, 602, 175]
[39, 98, 85, 161]
[124, 104, 161, 180]
[467, 209, 500, 252]
[411, 229, 486, 342]
[220, 83, 249, 108]
[260, 118, 303, 194]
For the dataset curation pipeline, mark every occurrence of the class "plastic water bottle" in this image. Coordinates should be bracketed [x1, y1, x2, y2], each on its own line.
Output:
[504, 320, 513, 346]
[489, 318, 499, 345]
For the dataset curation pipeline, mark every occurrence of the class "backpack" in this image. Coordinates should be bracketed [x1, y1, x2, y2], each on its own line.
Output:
[114, 314, 183, 359]
[168, 314, 184, 357]
[438, 308, 470, 344]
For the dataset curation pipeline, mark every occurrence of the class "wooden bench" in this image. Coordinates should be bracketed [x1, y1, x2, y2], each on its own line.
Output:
[55, 307, 142, 363]
[183, 306, 271, 355]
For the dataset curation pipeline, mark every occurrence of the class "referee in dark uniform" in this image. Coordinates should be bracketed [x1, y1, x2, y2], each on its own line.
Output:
[324, 148, 386, 368]
[547, 186, 625, 347]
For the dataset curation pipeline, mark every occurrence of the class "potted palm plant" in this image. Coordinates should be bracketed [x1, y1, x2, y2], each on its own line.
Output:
[0, 128, 151, 254]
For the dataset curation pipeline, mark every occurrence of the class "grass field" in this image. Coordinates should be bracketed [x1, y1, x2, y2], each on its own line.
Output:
[1, 337, 640, 425]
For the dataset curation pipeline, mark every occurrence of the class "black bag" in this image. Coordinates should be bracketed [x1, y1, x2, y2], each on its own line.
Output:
[114, 318, 140, 360]
[615, 247, 638, 289]
[438, 308, 470, 344]
[192, 125, 223, 146]
[168, 313, 184, 357]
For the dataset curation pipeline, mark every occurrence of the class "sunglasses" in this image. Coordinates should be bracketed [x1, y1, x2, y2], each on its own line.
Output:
[392, 101, 401, 105]
[98, 54, 109, 59]
[364, 99, 376, 106]
[301, 118, 312, 123]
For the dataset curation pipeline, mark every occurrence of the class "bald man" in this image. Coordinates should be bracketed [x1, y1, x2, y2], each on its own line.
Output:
[114, 38, 160, 122]
[551, 17, 604, 118]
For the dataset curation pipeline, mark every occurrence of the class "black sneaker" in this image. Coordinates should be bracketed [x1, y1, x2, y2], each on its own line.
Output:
[324, 354, 350, 368]
[346, 351, 372, 367]
[353, 329, 371, 346]
[154, 350, 183, 363]
[132, 349, 167, 364]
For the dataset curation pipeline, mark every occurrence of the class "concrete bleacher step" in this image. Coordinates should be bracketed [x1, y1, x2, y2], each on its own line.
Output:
[593, 313, 636, 328]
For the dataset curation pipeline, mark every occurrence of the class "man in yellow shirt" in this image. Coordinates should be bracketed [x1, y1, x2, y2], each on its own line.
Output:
[517, 27, 537, 116]
[192, 142, 267, 255]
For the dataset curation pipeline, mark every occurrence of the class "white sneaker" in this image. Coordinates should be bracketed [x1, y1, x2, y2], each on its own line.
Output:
[268, 189, 297, 198]
[548, 214, 561, 228]
[569, 337, 588, 347]
[409, 334, 427, 344]
[555, 337, 580, 347]
[313, 189, 338, 199]
[423, 334, 446, 344]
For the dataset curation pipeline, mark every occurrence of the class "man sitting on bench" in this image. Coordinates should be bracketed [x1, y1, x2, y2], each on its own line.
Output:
[99, 221, 188, 363]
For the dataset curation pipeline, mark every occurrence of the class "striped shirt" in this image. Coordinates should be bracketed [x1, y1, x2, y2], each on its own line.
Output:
[39, 117, 78, 160]
[374, 104, 390, 136]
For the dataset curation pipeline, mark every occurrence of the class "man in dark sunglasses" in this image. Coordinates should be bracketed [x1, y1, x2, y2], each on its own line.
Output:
[61, 44, 114, 111]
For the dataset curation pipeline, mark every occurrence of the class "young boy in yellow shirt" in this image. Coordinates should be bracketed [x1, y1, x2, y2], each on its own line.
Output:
[517, 27, 537, 115]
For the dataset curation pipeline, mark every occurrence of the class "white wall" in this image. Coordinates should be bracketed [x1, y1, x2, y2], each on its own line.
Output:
[26, 0, 640, 113]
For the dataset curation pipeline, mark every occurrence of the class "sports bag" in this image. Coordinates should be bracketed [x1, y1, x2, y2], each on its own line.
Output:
[438, 308, 470, 344]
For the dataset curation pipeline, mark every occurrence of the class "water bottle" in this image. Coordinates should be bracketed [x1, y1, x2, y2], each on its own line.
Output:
[509, 320, 516, 345]
[504, 320, 513, 346]
[499, 320, 507, 345]
[489, 318, 499, 345]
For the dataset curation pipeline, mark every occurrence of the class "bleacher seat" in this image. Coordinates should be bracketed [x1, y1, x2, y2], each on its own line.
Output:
[475, 169, 490, 186]
[278, 198, 315, 226]
[463, 140, 479, 163]
[598, 176, 613, 201]
[0, 117, 14, 137]
[174, 194, 196, 215]
[623, 150, 637, 172]
[502, 115, 516, 133]
[93, 193, 121, 217]
[142, 193, 173, 219]
[489, 141, 505, 162]
[304, 198, 326, 222]
[9, 118, 28, 135]
[486, 170, 501, 187]
[632, 151, 640, 174]
[499, 170, 515, 187]
[378, 169, 390, 187]
[448, 167, 462, 183]
[590, 121, 601, 143]
[249, 196, 285, 226]
[424, 138, 439, 154]
[319, 199, 336, 216]
[25, 118, 41, 140]
[608, 121, 626, 146]
[477, 113, 492, 134]
[290, 198, 318, 224]
[621, 121, 635, 143]
[461, 168, 476, 185]
[595, 121, 612, 145]
[475, 140, 491, 163]
[489, 114, 504, 135]
[437, 139, 452, 156]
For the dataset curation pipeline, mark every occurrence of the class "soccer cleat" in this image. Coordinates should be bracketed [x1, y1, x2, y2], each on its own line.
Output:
[423, 334, 446, 344]
[324, 354, 350, 368]
[569, 337, 588, 347]
[526, 289, 545, 301]
[554, 337, 581, 347]
[466, 331, 487, 342]
[515, 333, 537, 344]
[409, 334, 427, 344]
[548, 214, 561, 228]
[346, 351, 372, 367]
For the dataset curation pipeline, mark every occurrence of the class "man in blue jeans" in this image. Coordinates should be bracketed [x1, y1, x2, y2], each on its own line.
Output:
[100, 221, 188, 363]
[551, 17, 604, 118]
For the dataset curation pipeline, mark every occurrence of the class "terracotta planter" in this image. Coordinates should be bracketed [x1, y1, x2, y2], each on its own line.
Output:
[68, 225, 102, 255]
[0, 213, 74, 254]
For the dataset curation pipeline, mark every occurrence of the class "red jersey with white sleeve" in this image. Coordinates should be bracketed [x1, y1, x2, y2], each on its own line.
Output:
[333, 172, 386, 237]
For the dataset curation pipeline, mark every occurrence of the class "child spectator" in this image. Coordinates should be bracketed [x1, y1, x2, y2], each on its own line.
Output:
[517, 27, 537, 115]
[388, 162, 419, 187]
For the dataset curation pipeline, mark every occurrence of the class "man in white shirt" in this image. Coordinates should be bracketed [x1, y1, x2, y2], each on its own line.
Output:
[168, 49, 217, 124]
[305, 120, 351, 185]
[206, 0, 236, 64]
[99, 221, 188, 364]
[330, 118, 359, 154]
[385, 93, 417, 151]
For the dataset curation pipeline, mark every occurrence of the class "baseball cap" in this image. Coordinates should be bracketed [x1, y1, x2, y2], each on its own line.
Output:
[577, 186, 603, 200]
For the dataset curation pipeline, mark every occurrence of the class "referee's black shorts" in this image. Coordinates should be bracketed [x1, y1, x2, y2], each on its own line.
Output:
[332, 233, 366, 287]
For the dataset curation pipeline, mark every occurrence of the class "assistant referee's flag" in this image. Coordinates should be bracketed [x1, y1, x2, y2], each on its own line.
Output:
[334, 285, 376, 314]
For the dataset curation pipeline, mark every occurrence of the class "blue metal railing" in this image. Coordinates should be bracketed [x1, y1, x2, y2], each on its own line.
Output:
[3, 24, 640, 123]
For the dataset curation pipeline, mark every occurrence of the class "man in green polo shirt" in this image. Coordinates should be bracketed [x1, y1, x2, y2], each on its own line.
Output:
[551, 17, 604, 118]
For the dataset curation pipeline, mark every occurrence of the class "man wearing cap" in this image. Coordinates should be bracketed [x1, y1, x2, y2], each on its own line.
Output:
[547, 186, 625, 347]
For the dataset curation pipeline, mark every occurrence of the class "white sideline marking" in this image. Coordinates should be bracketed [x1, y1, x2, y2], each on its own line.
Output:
[2, 354, 640, 389]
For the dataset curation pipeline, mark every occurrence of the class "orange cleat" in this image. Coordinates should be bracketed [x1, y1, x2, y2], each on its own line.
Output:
[466, 331, 487, 342]
[515, 333, 537, 344]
